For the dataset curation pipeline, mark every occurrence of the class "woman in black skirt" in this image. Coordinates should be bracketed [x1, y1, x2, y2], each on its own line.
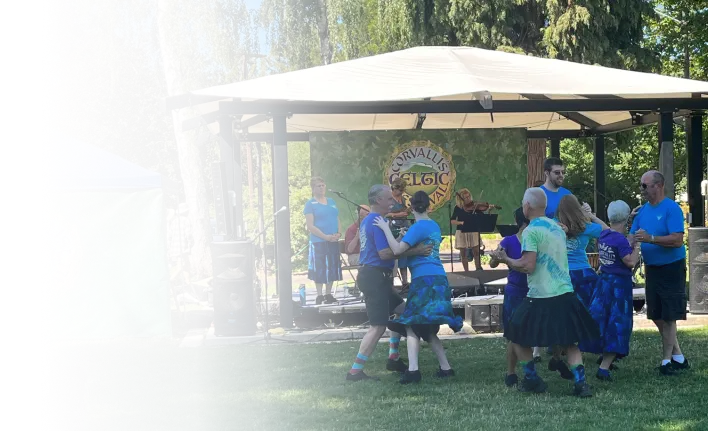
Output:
[490, 187, 599, 398]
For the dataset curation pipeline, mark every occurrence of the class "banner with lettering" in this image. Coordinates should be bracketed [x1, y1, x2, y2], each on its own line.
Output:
[39, 189, 172, 339]
[310, 129, 527, 234]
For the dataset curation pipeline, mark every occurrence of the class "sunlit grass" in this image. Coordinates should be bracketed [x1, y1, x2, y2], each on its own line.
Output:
[36, 328, 708, 431]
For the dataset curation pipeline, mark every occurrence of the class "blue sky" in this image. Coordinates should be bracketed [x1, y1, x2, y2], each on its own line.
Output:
[246, 0, 268, 54]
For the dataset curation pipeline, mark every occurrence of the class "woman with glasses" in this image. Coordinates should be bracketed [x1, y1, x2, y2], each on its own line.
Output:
[304, 176, 342, 305]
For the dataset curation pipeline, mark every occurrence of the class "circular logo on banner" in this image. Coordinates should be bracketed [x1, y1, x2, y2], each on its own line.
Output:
[383, 141, 456, 212]
[39, 204, 82, 304]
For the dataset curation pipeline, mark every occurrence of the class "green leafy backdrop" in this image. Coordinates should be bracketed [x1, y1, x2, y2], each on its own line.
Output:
[310, 129, 528, 234]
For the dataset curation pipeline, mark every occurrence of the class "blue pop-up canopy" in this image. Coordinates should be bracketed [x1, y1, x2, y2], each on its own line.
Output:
[42, 129, 177, 193]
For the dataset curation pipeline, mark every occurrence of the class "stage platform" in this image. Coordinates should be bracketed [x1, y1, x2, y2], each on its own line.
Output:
[292, 270, 509, 315]
[285, 269, 647, 332]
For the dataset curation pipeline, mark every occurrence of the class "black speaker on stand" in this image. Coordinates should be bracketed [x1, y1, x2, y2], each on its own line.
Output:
[211, 241, 256, 336]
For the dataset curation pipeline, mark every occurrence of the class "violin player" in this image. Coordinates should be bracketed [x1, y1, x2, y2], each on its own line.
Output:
[450, 188, 501, 271]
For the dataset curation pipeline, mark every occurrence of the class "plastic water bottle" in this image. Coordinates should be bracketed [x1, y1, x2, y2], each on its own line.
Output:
[299, 284, 307, 306]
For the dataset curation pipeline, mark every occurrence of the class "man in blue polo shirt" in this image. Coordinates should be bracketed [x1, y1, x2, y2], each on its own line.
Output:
[540, 157, 572, 219]
[630, 170, 689, 376]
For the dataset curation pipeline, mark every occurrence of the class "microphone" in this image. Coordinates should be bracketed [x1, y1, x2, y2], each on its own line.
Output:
[274, 206, 287, 216]
[328, 188, 345, 197]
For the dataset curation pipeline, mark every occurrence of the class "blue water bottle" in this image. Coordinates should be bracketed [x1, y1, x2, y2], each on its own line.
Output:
[299, 284, 307, 306]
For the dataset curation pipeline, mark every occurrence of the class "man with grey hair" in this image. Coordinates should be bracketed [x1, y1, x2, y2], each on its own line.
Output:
[629, 170, 689, 375]
[346, 184, 432, 381]
[491, 187, 598, 397]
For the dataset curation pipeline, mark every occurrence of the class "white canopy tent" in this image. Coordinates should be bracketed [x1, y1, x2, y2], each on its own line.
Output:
[170, 46, 708, 327]
[177, 46, 708, 135]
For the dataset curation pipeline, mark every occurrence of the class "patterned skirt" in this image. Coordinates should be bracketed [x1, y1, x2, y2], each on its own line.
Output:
[307, 241, 342, 284]
[388, 275, 463, 341]
[579, 273, 634, 357]
[570, 267, 599, 309]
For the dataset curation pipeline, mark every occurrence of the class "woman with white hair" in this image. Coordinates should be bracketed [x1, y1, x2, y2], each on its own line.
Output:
[582, 200, 640, 381]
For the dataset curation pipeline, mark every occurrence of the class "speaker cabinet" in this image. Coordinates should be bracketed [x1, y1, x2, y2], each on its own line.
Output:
[464, 301, 501, 333]
[688, 228, 708, 314]
[211, 241, 256, 335]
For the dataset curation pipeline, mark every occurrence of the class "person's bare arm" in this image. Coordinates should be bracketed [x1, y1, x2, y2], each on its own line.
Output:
[621, 244, 641, 268]
[345, 230, 360, 254]
[490, 249, 537, 273]
[374, 217, 410, 255]
[634, 229, 684, 248]
[378, 243, 432, 260]
[489, 245, 503, 268]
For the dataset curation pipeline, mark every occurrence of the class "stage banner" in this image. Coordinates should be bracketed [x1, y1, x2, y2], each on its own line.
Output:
[39, 189, 172, 339]
[310, 129, 527, 234]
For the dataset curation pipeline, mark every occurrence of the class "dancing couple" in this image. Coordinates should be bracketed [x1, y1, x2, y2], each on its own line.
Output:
[346, 186, 462, 383]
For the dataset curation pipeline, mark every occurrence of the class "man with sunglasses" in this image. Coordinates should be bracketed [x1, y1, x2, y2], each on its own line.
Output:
[629, 170, 689, 376]
[540, 157, 572, 219]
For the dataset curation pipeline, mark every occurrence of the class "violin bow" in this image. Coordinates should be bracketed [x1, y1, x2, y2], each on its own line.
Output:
[472, 190, 484, 213]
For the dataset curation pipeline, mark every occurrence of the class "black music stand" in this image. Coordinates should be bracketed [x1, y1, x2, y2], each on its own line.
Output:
[466, 214, 499, 234]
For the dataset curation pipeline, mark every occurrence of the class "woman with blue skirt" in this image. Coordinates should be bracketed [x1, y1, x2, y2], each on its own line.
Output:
[304, 177, 342, 305]
[584, 200, 640, 381]
[551, 194, 608, 378]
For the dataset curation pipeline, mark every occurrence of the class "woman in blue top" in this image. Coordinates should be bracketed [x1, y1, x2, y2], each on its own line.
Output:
[557, 194, 609, 307]
[374, 191, 463, 384]
[582, 200, 640, 381]
[551, 194, 608, 378]
[490, 207, 530, 387]
[304, 177, 342, 305]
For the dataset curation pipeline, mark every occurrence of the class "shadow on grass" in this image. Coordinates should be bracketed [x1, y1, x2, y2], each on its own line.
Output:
[24, 328, 708, 431]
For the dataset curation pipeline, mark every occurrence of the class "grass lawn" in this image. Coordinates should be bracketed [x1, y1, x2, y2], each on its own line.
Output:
[35, 328, 708, 431]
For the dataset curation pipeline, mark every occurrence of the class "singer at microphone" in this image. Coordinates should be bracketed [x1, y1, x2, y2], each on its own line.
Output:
[304, 177, 343, 304]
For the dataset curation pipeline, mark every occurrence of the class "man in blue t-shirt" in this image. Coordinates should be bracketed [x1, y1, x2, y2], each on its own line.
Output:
[540, 157, 572, 219]
[346, 184, 432, 382]
[629, 170, 688, 376]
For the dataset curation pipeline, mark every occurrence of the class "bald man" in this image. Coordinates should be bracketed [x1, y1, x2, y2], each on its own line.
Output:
[490, 187, 599, 397]
[629, 170, 689, 376]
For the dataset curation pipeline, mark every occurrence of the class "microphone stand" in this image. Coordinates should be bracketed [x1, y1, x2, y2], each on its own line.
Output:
[331, 191, 368, 213]
[249, 209, 293, 344]
[449, 197, 454, 272]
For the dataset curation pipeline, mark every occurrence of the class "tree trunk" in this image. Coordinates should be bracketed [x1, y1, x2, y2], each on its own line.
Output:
[157, 0, 212, 279]
[527, 138, 546, 188]
[316, 0, 332, 65]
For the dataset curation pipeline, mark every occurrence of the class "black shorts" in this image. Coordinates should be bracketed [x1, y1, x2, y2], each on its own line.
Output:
[357, 266, 404, 326]
[645, 259, 687, 321]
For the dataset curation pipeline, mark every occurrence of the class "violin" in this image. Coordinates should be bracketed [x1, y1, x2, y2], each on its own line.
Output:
[463, 201, 501, 212]
[456, 191, 501, 213]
